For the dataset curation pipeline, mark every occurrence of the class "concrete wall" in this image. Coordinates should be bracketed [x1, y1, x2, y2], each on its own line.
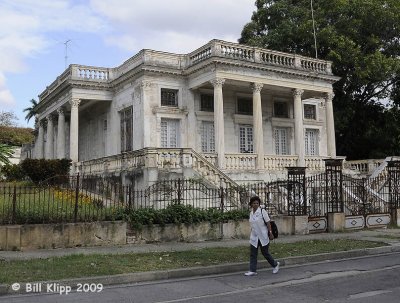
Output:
[0, 221, 126, 251]
[128, 220, 251, 244]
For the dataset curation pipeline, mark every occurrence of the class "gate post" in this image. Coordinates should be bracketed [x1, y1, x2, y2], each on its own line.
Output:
[287, 167, 308, 235]
[324, 159, 345, 232]
[387, 160, 400, 226]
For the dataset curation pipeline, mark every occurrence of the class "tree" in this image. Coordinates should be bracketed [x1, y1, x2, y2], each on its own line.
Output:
[23, 98, 39, 123]
[0, 110, 18, 127]
[0, 143, 13, 165]
[239, 0, 400, 159]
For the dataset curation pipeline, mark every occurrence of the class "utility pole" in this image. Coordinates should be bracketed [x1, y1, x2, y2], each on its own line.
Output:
[64, 39, 71, 69]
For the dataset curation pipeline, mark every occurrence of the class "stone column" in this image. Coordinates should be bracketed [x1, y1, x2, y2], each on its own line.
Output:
[36, 120, 44, 159]
[293, 89, 305, 166]
[325, 92, 336, 157]
[45, 115, 54, 159]
[251, 83, 264, 169]
[69, 99, 81, 163]
[210, 78, 225, 169]
[57, 108, 65, 159]
[140, 81, 153, 148]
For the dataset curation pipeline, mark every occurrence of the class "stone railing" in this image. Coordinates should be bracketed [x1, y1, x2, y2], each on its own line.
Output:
[78, 148, 237, 188]
[264, 155, 298, 171]
[188, 40, 333, 74]
[343, 159, 384, 175]
[72, 65, 110, 80]
[78, 150, 329, 179]
[40, 40, 333, 100]
[225, 153, 257, 170]
[305, 157, 326, 171]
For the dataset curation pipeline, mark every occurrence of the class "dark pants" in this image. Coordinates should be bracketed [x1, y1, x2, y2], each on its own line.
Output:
[249, 240, 277, 272]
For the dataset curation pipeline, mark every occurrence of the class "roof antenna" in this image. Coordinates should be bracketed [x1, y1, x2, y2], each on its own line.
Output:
[64, 39, 71, 69]
[310, 0, 318, 58]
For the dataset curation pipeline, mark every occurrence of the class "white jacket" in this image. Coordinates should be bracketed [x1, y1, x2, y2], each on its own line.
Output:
[249, 207, 271, 247]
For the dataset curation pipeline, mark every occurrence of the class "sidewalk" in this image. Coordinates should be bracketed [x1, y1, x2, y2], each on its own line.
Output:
[1, 228, 399, 261]
[1, 228, 400, 296]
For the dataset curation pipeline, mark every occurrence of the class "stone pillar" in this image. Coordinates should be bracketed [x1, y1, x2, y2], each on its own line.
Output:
[210, 78, 225, 169]
[45, 115, 54, 159]
[325, 92, 336, 157]
[251, 83, 264, 169]
[293, 89, 305, 166]
[36, 120, 45, 159]
[57, 108, 65, 159]
[69, 99, 81, 163]
[327, 212, 345, 232]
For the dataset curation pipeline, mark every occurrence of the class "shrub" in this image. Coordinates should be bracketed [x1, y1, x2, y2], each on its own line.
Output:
[20, 159, 72, 184]
[127, 204, 249, 230]
[1, 164, 26, 181]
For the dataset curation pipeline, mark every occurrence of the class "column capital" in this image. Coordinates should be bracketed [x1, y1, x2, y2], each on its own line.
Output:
[46, 115, 55, 122]
[324, 92, 334, 102]
[38, 119, 46, 127]
[69, 99, 81, 108]
[292, 89, 304, 98]
[251, 83, 263, 93]
[57, 108, 65, 115]
[139, 80, 153, 89]
[210, 78, 225, 88]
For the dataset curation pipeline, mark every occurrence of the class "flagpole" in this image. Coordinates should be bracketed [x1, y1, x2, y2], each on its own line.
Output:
[311, 0, 318, 58]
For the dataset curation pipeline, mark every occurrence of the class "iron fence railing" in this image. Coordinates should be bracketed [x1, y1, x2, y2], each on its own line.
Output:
[1, 168, 400, 225]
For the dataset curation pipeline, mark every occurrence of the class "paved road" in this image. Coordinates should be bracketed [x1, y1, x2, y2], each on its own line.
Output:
[2, 251, 399, 303]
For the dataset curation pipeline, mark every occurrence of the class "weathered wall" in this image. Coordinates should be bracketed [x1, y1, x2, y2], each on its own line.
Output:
[0, 221, 126, 251]
[128, 220, 251, 244]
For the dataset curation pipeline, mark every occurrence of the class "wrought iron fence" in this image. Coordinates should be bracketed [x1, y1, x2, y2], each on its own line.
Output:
[0, 176, 245, 225]
[1, 166, 399, 225]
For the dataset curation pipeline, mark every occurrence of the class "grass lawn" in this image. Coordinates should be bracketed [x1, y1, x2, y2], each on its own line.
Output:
[0, 239, 386, 284]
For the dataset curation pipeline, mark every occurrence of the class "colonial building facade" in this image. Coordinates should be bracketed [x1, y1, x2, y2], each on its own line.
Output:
[33, 39, 340, 186]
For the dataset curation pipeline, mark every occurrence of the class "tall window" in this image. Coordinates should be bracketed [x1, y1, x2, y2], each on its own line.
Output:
[200, 94, 214, 111]
[161, 88, 178, 107]
[304, 104, 316, 120]
[273, 101, 289, 118]
[201, 122, 215, 152]
[305, 129, 318, 156]
[274, 128, 289, 155]
[239, 125, 253, 153]
[161, 119, 179, 148]
[120, 107, 133, 152]
[237, 98, 253, 115]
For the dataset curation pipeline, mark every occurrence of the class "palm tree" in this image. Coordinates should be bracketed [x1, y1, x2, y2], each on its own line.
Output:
[0, 143, 13, 165]
[23, 99, 38, 123]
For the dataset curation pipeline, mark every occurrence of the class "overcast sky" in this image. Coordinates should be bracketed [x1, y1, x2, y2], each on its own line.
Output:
[0, 0, 256, 127]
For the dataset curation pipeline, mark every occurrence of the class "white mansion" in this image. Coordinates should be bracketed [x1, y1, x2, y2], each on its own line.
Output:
[32, 39, 340, 186]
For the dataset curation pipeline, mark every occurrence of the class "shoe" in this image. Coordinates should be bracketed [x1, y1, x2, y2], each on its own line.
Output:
[244, 271, 257, 276]
[272, 262, 280, 274]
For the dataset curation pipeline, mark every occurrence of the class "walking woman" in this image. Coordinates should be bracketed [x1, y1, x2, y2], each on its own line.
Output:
[244, 195, 280, 276]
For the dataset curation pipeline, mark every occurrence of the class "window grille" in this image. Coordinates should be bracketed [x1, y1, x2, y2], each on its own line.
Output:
[239, 125, 253, 153]
[237, 98, 253, 115]
[200, 94, 214, 111]
[274, 128, 289, 155]
[305, 129, 318, 156]
[161, 119, 179, 148]
[120, 107, 133, 152]
[201, 122, 215, 152]
[304, 104, 316, 120]
[161, 88, 178, 106]
[273, 101, 289, 118]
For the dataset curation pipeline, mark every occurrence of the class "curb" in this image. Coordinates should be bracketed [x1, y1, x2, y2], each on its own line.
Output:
[1, 244, 400, 296]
